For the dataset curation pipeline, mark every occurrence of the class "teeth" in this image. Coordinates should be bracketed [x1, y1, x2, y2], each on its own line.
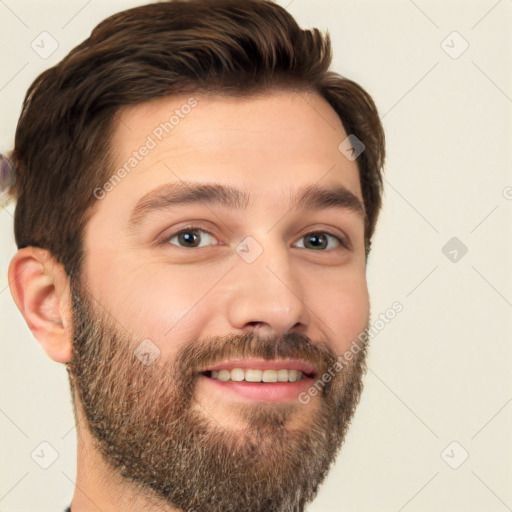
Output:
[209, 368, 304, 382]
[245, 369, 263, 382]
[217, 369, 231, 382]
[262, 369, 277, 382]
[277, 369, 289, 382]
[230, 368, 245, 382]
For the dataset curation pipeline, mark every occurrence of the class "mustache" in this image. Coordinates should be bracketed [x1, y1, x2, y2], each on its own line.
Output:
[172, 330, 339, 385]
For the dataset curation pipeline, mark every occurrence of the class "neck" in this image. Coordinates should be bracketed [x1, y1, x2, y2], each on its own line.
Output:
[68, 411, 180, 512]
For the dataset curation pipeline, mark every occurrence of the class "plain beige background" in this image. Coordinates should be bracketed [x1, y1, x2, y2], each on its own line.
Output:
[1, 1, 511, 511]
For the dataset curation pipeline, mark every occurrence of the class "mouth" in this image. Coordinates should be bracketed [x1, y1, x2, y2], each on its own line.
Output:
[198, 359, 318, 402]
[202, 368, 314, 382]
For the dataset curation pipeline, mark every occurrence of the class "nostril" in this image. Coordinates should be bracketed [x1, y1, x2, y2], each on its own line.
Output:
[253, 324, 273, 336]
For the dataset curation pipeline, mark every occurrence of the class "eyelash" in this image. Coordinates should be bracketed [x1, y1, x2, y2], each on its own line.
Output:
[157, 225, 350, 251]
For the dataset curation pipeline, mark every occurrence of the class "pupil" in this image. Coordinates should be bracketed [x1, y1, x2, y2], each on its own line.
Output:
[307, 233, 326, 250]
[180, 231, 198, 247]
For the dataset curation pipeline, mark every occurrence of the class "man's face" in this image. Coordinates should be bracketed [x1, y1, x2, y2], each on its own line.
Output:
[69, 90, 370, 511]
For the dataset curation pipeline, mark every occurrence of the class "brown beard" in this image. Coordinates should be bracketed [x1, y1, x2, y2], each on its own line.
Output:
[65, 276, 369, 512]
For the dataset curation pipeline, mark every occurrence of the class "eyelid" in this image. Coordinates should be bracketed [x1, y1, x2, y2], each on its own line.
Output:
[294, 229, 350, 250]
[156, 223, 219, 248]
[157, 224, 351, 251]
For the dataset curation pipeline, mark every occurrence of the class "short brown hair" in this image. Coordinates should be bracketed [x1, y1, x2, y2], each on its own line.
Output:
[8, 0, 385, 277]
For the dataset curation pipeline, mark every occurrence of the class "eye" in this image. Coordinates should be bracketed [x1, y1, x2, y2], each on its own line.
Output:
[163, 227, 219, 248]
[294, 231, 347, 251]
[159, 226, 348, 251]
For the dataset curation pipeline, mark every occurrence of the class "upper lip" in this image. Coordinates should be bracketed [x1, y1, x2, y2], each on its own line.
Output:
[201, 359, 317, 377]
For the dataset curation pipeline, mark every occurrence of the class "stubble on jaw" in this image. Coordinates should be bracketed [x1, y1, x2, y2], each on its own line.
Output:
[65, 276, 369, 512]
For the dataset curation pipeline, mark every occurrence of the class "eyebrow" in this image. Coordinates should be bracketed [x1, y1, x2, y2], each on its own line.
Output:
[128, 180, 365, 227]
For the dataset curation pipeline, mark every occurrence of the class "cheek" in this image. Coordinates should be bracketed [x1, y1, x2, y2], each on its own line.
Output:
[136, 274, 211, 348]
[311, 270, 369, 353]
[92, 259, 223, 356]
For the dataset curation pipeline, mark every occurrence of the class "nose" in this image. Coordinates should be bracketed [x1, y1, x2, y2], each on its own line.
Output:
[225, 239, 310, 337]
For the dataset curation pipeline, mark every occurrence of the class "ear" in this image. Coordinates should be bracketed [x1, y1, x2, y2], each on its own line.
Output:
[8, 247, 73, 363]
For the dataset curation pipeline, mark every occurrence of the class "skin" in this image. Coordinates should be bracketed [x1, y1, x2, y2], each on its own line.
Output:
[9, 90, 370, 511]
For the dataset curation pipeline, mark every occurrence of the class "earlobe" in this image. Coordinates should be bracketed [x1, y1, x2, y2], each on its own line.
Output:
[8, 247, 73, 363]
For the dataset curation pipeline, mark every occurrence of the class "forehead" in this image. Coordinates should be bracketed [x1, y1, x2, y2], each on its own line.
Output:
[104, 90, 362, 211]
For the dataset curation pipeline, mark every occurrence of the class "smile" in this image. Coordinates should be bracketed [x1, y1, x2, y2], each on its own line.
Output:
[198, 359, 318, 402]
[204, 368, 306, 382]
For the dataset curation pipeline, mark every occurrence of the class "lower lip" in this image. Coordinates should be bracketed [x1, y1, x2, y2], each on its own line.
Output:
[199, 374, 314, 402]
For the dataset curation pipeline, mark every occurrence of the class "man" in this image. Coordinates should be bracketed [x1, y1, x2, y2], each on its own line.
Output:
[5, 0, 385, 510]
